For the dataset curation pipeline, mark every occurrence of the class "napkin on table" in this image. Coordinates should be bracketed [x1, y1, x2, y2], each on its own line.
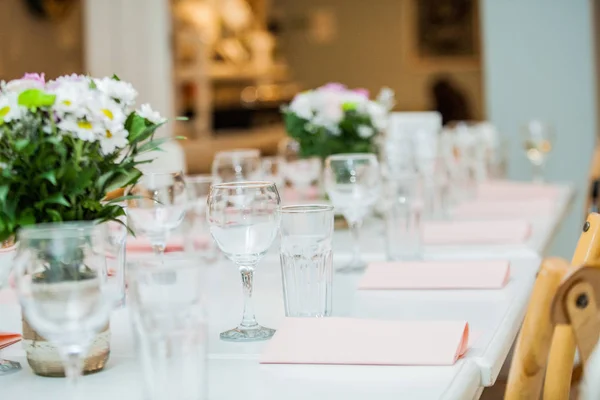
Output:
[260, 318, 469, 366]
[422, 220, 531, 246]
[451, 199, 554, 219]
[359, 260, 510, 290]
[476, 180, 561, 201]
[126, 235, 210, 253]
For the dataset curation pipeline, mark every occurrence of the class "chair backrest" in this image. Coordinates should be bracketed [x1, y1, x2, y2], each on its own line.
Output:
[505, 213, 600, 399]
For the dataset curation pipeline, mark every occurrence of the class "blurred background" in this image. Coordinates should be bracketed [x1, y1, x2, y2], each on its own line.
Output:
[0, 0, 598, 257]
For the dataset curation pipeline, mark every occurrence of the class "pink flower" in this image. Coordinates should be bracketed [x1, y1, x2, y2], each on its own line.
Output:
[353, 88, 370, 98]
[321, 82, 346, 92]
[22, 73, 46, 85]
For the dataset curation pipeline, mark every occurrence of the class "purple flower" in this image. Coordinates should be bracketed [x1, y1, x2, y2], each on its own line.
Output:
[22, 73, 46, 85]
[321, 82, 346, 92]
[353, 88, 370, 98]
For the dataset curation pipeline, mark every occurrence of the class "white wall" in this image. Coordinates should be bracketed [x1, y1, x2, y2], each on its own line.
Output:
[481, 0, 598, 257]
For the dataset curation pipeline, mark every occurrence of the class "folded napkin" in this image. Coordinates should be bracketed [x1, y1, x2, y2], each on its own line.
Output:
[359, 260, 510, 290]
[260, 318, 469, 366]
[477, 181, 560, 201]
[0, 332, 21, 350]
[452, 199, 554, 219]
[282, 186, 320, 202]
[422, 220, 531, 245]
[126, 236, 210, 253]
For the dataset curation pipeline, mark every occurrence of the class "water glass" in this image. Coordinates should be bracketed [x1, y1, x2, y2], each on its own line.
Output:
[207, 181, 281, 341]
[14, 222, 116, 396]
[184, 174, 219, 262]
[521, 120, 554, 183]
[105, 212, 128, 306]
[260, 156, 285, 189]
[324, 153, 381, 272]
[0, 244, 21, 375]
[383, 175, 422, 260]
[282, 157, 321, 200]
[211, 149, 261, 183]
[127, 171, 188, 256]
[128, 256, 207, 400]
[280, 205, 334, 318]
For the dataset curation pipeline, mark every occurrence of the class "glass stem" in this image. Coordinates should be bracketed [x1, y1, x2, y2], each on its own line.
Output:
[532, 162, 545, 183]
[59, 348, 85, 400]
[349, 220, 363, 265]
[239, 266, 258, 329]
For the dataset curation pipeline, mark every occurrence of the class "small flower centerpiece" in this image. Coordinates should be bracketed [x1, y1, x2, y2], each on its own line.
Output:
[282, 83, 395, 159]
[0, 72, 173, 376]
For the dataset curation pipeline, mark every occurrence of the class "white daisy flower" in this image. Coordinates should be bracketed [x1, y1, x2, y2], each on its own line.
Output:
[376, 87, 395, 111]
[98, 125, 129, 155]
[137, 103, 166, 124]
[288, 92, 314, 120]
[57, 118, 100, 142]
[51, 83, 89, 119]
[357, 125, 375, 139]
[89, 95, 127, 127]
[0, 92, 26, 125]
[94, 77, 138, 109]
[366, 102, 388, 131]
[3, 74, 45, 93]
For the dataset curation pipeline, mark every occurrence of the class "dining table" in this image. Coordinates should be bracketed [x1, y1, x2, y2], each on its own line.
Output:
[0, 183, 576, 400]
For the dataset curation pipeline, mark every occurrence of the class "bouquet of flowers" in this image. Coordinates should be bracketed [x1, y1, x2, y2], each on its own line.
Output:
[0, 73, 174, 243]
[282, 83, 395, 159]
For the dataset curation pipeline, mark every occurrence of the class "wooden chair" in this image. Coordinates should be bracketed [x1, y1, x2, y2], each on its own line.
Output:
[505, 213, 600, 399]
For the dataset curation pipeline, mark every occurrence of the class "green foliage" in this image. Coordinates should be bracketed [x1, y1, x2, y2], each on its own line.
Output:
[0, 110, 172, 243]
[283, 110, 377, 160]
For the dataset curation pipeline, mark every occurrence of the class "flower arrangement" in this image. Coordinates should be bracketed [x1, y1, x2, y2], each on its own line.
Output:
[0, 73, 175, 243]
[282, 83, 395, 159]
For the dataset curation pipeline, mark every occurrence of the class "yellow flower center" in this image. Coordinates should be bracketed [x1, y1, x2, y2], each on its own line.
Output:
[77, 121, 92, 130]
[63, 100, 72, 106]
[0, 106, 10, 118]
[102, 109, 114, 120]
[105, 130, 113, 139]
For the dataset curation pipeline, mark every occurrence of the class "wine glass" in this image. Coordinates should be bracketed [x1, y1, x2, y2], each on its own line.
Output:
[127, 171, 188, 256]
[324, 153, 381, 272]
[207, 181, 281, 341]
[0, 242, 21, 375]
[282, 157, 321, 200]
[211, 149, 261, 183]
[260, 156, 285, 189]
[13, 222, 116, 397]
[521, 120, 554, 183]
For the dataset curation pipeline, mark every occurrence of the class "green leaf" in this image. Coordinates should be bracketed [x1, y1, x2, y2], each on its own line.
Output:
[137, 136, 176, 153]
[45, 209, 62, 222]
[105, 168, 142, 192]
[40, 170, 57, 185]
[111, 74, 121, 81]
[105, 195, 143, 204]
[174, 116, 189, 121]
[42, 194, 70, 207]
[18, 89, 56, 108]
[15, 139, 30, 151]
[126, 114, 148, 143]
[0, 185, 8, 203]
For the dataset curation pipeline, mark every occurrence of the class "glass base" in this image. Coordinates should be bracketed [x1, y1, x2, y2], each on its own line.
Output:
[0, 359, 21, 375]
[220, 325, 276, 342]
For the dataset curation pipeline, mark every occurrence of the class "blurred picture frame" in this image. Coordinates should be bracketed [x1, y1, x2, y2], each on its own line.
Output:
[402, 0, 481, 72]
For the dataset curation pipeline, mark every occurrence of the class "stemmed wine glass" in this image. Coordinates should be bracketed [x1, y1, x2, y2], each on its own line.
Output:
[13, 222, 117, 398]
[0, 242, 21, 375]
[521, 120, 554, 183]
[127, 171, 188, 256]
[260, 156, 285, 189]
[207, 181, 281, 341]
[282, 157, 321, 200]
[324, 154, 381, 272]
[184, 174, 219, 261]
[212, 149, 261, 183]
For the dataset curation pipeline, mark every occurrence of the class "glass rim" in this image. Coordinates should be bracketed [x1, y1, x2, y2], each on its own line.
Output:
[214, 149, 260, 158]
[211, 181, 277, 190]
[281, 204, 334, 214]
[18, 221, 103, 240]
[326, 153, 378, 161]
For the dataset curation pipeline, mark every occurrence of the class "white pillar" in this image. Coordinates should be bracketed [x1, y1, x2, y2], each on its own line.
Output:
[83, 0, 175, 138]
[481, 0, 598, 257]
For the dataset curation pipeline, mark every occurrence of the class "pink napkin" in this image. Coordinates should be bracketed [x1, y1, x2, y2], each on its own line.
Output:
[126, 235, 210, 253]
[260, 318, 469, 366]
[359, 260, 510, 290]
[282, 186, 320, 202]
[0, 332, 21, 350]
[422, 220, 531, 245]
[452, 199, 554, 219]
[477, 180, 560, 201]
